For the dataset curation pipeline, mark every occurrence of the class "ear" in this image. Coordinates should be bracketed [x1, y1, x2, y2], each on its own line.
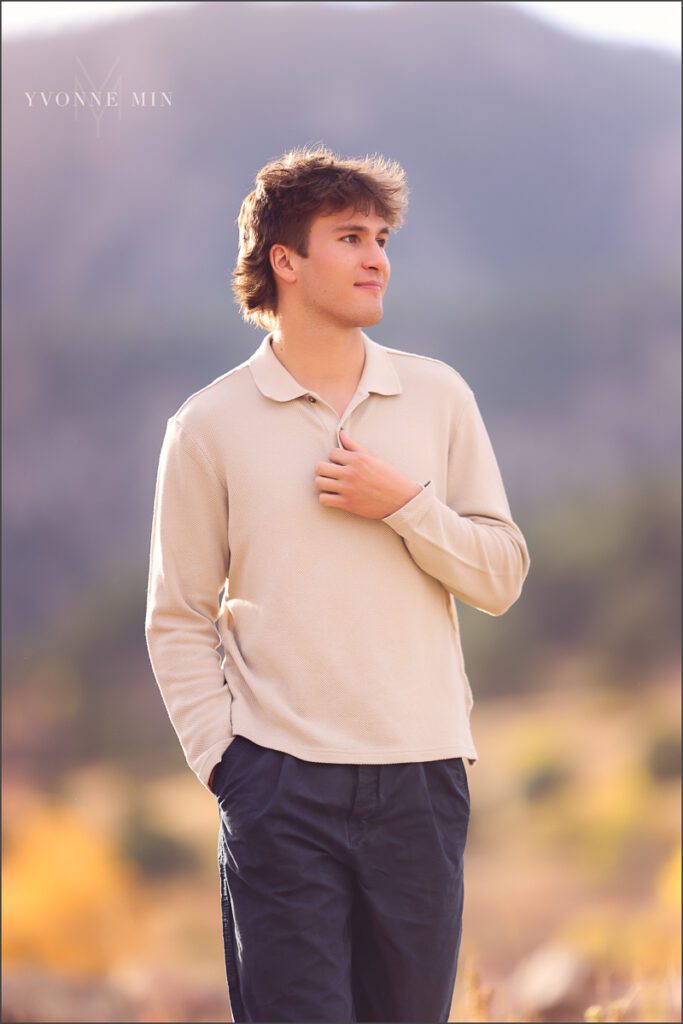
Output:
[270, 243, 296, 284]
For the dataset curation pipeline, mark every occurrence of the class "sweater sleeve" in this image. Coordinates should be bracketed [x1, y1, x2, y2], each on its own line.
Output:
[381, 390, 530, 615]
[144, 415, 233, 791]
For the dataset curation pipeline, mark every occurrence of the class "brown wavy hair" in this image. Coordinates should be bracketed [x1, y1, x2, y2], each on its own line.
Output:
[231, 143, 410, 331]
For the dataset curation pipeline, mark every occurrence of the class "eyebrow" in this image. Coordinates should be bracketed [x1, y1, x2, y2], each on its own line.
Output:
[332, 223, 391, 235]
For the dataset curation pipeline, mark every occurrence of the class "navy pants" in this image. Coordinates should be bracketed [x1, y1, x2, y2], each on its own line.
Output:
[212, 735, 470, 1023]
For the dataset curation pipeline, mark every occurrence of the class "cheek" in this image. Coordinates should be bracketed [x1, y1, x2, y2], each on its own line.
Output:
[302, 248, 358, 299]
[303, 262, 347, 301]
[325, 254, 357, 290]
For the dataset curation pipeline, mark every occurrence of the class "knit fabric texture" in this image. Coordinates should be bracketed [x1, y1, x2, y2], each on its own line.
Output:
[145, 331, 531, 791]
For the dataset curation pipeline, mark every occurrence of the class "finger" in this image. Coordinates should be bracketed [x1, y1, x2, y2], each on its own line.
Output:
[319, 491, 345, 507]
[315, 475, 343, 492]
[316, 460, 343, 477]
[327, 449, 353, 465]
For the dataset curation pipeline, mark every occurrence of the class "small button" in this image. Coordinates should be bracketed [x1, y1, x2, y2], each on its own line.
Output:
[307, 394, 316, 403]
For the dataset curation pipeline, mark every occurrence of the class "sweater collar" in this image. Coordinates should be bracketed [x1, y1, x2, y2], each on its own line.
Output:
[247, 330, 402, 402]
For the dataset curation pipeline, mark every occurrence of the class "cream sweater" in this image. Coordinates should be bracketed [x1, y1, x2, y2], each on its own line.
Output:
[145, 331, 530, 792]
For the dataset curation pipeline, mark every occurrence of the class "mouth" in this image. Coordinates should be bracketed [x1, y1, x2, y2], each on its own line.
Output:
[354, 283, 382, 292]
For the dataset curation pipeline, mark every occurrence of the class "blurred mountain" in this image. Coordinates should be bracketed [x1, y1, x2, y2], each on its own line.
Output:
[2, 0, 680, 647]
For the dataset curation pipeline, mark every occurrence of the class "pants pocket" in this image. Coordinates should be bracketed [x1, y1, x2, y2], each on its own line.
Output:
[210, 735, 242, 796]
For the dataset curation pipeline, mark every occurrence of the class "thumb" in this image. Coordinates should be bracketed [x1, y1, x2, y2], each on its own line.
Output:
[339, 428, 364, 450]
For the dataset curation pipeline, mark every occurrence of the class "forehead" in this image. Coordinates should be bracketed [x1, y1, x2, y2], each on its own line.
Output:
[311, 207, 391, 234]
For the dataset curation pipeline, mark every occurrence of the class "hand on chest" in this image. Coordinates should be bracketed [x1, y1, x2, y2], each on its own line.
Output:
[225, 401, 439, 529]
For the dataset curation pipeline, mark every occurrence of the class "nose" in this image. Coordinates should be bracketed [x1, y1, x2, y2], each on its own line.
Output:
[362, 241, 390, 275]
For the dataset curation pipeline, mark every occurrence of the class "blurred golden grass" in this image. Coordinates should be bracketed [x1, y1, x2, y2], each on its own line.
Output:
[3, 669, 680, 1022]
[2, 800, 142, 976]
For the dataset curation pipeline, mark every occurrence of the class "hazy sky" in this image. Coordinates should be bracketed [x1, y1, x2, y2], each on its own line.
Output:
[1, 0, 681, 55]
[509, 1, 680, 54]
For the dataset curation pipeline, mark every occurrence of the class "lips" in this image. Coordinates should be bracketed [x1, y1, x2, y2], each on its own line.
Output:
[355, 283, 382, 291]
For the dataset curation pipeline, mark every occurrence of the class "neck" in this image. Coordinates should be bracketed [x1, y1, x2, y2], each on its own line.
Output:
[270, 316, 366, 391]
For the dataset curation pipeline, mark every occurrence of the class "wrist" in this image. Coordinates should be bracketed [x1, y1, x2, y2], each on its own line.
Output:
[389, 479, 423, 515]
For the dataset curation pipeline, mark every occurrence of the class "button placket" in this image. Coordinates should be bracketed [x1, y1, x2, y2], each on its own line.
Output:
[303, 390, 371, 446]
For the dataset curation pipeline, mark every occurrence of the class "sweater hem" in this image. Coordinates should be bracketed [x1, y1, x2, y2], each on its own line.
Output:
[229, 729, 479, 767]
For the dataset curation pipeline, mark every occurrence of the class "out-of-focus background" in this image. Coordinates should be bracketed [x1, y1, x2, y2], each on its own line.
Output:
[2, 2, 680, 1021]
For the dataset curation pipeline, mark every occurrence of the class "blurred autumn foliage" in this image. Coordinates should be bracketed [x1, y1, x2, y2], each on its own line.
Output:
[2, 1, 680, 1021]
[3, 667, 680, 1022]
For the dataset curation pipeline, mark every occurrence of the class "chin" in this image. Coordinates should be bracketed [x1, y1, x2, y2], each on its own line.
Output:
[357, 305, 384, 327]
[363, 311, 384, 326]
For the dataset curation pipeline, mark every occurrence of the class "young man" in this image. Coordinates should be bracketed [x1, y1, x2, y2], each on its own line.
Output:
[145, 144, 530, 1023]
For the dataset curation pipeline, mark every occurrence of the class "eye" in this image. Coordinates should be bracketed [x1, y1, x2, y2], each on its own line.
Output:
[340, 235, 388, 248]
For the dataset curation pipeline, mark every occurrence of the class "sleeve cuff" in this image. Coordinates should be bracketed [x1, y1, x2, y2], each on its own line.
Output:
[381, 480, 435, 533]
[196, 736, 233, 792]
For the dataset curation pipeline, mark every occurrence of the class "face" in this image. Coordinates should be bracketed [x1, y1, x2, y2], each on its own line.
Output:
[274, 206, 392, 328]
